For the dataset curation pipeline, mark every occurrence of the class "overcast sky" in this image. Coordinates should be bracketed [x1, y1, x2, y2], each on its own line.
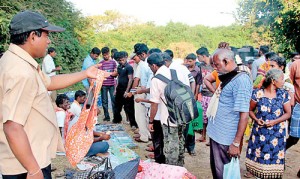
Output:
[67, 0, 238, 27]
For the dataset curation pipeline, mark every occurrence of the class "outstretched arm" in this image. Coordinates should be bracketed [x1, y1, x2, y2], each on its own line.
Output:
[48, 64, 110, 91]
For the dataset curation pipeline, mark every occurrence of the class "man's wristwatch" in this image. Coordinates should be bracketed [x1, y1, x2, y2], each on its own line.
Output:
[232, 142, 240, 147]
[149, 120, 153, 124]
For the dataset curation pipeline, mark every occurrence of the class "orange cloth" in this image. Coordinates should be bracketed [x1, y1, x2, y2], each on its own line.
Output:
[211, 70, 221, 88]
[65, 71, 105, 166]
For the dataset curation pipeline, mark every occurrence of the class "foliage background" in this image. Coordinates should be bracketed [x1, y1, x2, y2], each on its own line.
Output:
[4, 0, 299, 91]
[236, 0, 300, 55]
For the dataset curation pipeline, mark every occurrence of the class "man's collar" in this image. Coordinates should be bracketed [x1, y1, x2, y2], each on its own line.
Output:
[8, 43, 39, 69]
[155, 65, 167, 75]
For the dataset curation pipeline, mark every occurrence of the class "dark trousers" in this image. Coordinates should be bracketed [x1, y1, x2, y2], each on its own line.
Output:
[286, 135, 299, 150]
[2, 164, 52, 179]
[151, 120, 166, 164]
[101, 85, 115, 120]
[184, 123, 195, 152]
[113, 88, 137, 127]
[210, 139, 231, 179]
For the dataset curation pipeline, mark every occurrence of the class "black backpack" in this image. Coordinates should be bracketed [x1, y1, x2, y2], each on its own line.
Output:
[155, 69, 199, 126]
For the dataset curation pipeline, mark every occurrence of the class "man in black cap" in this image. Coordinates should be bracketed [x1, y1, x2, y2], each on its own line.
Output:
[0, 10, 106, 178]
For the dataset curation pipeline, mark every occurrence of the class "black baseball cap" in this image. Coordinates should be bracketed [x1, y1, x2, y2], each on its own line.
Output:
[9, 10, 65, 35]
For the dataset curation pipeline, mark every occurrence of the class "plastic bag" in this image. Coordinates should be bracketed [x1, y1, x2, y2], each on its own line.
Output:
[223, 158, 241, 179]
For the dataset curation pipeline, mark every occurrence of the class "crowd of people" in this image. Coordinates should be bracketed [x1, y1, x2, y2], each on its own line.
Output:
[0, 10, 300, 179]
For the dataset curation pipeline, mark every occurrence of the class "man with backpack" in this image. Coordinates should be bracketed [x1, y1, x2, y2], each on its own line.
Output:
[148, 53, 198, 166]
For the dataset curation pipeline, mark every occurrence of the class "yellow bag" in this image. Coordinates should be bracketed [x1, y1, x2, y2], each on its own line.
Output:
[244, 119, 252, 137]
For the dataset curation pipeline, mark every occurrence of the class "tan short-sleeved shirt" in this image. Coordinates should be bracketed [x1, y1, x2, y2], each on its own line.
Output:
[0, 44, 64, 175]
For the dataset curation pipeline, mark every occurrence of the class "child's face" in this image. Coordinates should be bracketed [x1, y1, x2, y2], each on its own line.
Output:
[60, 99, 70, 110]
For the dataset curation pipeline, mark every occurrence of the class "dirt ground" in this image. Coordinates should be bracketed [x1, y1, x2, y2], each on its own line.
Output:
[51, 109, 300, 179]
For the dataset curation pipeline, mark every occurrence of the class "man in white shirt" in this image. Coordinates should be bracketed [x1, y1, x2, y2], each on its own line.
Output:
[148, 52, 190, 166]
[251, 45, 269, 81]
[42, 47, 61, 77]
[42, 47, 62, 104]
[162, 52, 197, 155]
[69, 90, 86, 118]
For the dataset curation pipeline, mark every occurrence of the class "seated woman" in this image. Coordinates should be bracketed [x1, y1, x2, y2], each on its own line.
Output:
[245, 69, 291, 178]
[67, 90, 110, 156]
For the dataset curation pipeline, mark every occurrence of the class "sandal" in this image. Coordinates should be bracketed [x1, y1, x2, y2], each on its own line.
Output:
[196, 138, 206, 142]
[188, 150, 197, 156]
[145, 146, 154, 152]
[244, 172, 254, 178]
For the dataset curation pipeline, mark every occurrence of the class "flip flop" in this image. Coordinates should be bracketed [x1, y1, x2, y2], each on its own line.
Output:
[244, 172, 254, 178]
[145, 146, 154, 152]
[196, 139, 206, 142]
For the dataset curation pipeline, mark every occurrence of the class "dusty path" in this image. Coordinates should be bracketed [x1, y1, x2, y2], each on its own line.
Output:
[51, 110, 300, 179]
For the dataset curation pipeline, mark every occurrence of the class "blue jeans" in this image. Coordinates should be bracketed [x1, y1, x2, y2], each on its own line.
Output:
[184, 123, 195, 152]
[86, 141, 109, 156]
[290, 103, 300, 138]
[101, 85, 115, 120]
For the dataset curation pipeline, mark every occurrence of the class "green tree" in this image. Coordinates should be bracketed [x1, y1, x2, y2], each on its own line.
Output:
[237, 0, 300, 54]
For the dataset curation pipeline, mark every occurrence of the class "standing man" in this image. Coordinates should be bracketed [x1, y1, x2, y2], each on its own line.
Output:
[127, 50, 151, 143]
[289, 59, 300, 177]
[0, 10, 105, 178]
[184, 53, 202, 155]
[42, 47, 61, 76]
[163, 52, 197, 155]
[185, 53, 202, 99]
[82, 47, 101, 105]
[148, 52, 189, 166]
[113, 51, 138, 129]
[42, 47, 61, 104]
[251, 45, 269, 81]
[196, 47, 214, 145]
[207, 49, 252, 179]
[99, 47, 117, 121]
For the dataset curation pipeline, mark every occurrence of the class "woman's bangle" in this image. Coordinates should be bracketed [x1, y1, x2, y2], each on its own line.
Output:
[28, 169, 41, 176]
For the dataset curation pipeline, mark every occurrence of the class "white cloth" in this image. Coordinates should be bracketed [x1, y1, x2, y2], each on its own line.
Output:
[251, 56, 265, 81]
[169, 62, 191, 86]
[42, 54, 56, 77]
[56, 111, 65, 127]
[206, 86, 221, 122]
[69, 102, 82, 117]
[149, 65, 190, 127]
[134, 93, 151, 142]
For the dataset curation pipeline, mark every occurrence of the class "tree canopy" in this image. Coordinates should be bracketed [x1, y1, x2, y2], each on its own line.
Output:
[237, 0, 300, 54]
[1, 1, 260, 91]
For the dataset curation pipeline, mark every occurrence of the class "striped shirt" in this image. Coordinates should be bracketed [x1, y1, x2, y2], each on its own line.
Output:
[207, 73, 252, 145]
[99, 59, 117, 86]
